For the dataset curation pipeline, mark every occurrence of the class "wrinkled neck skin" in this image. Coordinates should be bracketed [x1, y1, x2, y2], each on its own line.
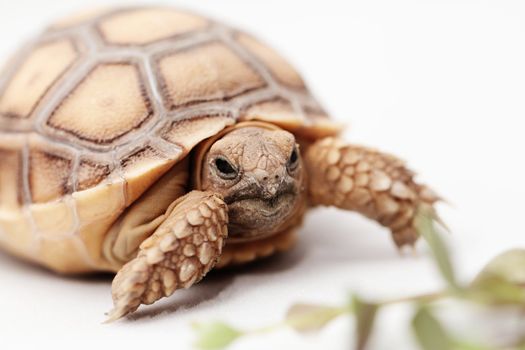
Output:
[195, 123, 307, 242]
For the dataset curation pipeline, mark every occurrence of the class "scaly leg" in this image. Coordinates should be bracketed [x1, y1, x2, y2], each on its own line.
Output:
[304, 137, 440, 248]
[106, 191, 228, 322]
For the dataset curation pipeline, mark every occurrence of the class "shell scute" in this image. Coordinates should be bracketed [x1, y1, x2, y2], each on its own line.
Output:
[240, 98, 303, 129]
[0, 39, 79, 119]
[30, 200, 76, 238]
[47, 63, 153, 145]
[160, 114, 235, 153]
[0, 210, 34, 260]
[236, 33, 305, 90]
[0, 144, 24, 210]
[38, 237, 94, 273]
[97, 8, 209, 46]
[28, 140, 74, 204]
[156, 42, 266, 110]
[120, 145, 178, 205]
[73, 180, 126, 224]
[77, 158, 112, 192]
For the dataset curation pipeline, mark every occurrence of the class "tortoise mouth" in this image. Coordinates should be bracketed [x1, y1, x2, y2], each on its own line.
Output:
[223, 181, 295, 205]
[233, 192, 295, 216]
[226, 191, 299, 242]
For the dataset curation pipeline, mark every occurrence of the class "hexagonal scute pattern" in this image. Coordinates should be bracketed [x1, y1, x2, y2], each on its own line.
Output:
[47, 63, 153, 144]
[98, 8, 208, 45]
[157, 42, 266, 109]
[0, 39, 78, 119]
[0, 6, 342, 274]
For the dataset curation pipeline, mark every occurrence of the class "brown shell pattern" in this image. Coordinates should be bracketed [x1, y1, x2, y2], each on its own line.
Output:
[0, 7, 339, 272]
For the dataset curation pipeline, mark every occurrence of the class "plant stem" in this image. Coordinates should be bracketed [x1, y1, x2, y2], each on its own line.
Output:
[380, 290, 450, 306]
[246, 292, 447, 337]
[244, 305, 352, 336]
[239, 292, 447, 340]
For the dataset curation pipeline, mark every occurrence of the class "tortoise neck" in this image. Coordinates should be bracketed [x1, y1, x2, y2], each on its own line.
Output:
[192, 121, 283, 190]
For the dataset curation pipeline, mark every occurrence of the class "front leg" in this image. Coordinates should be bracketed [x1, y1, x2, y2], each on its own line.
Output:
[106, 191, 228, 322]
[305, 137, 440, 248]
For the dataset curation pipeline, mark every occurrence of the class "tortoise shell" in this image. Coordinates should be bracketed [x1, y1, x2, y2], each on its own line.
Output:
[0, 6, 341, 273]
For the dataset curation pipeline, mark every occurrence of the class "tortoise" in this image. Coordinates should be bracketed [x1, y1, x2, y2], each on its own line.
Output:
[0, 6, 440, 321]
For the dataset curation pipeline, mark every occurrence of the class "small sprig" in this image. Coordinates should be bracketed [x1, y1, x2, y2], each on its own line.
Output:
[193, 205, 525, 349]
[193, 303, 351, 350]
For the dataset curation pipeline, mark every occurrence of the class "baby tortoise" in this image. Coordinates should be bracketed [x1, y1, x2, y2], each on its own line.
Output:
[0, 6, 440, 321]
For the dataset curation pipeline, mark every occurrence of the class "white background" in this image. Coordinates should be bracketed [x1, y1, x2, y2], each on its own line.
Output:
[0, 0, 524, 349]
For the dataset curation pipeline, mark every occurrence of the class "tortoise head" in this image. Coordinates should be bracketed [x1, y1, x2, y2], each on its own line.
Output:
[196, 123, 307, 241]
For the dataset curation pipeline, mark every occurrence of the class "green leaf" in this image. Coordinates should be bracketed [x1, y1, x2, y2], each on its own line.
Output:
[468, 275, 525, 306]
[451, 340, 493, 350]
[473, 249, 525, 287]
[285, 303, 346, 334]
[415, 205, 459, 290]
[193, 321, 243, 350]
[412, 305, 454, 350]
[352, 295, 380, 350]
[468, 249, 525, 306]
[515, 338, 525, 350]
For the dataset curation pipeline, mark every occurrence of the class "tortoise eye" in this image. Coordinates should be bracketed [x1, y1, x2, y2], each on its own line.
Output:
[287, 146, 299, 172]
[214, 157, 238, 179]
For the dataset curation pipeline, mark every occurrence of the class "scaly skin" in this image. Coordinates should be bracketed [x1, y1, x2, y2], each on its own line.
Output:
[106, 191, 228, 322]
[305, 137, 440, 247]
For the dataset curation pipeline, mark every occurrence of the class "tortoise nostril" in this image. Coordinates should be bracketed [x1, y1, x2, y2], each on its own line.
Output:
[275, 175, 280, 180]
[262, 176, 269, 181]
